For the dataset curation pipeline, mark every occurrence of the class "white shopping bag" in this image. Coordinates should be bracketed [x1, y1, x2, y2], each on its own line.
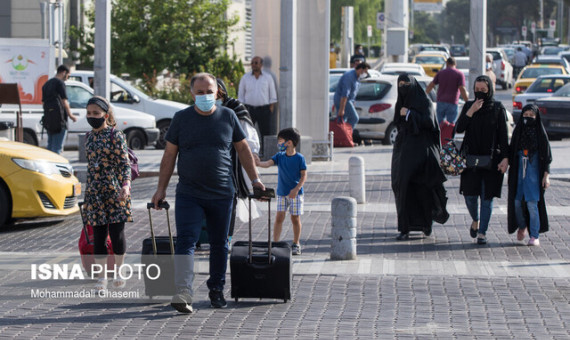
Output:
[236, 198, 261, 223]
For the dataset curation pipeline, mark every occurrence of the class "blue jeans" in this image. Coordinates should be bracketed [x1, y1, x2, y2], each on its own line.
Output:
[335, 100, 359, 129]
[515, 200, 540, 239]
[47, 128, 67, 154]
[436, 102, 459, 124]
[464, 181, 493, 236]
[174, 192, 233, 294]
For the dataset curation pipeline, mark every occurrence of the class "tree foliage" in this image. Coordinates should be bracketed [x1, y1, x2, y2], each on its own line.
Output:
[68, 0, 244, 102]
[330, 0, 383, 47]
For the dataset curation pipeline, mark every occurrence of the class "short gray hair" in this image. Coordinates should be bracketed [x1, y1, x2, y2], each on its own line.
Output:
[190, 73, 217, 92]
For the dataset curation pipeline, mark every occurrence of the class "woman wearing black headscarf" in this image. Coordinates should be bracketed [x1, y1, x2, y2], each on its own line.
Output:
[391, 74, 449, 240]
[507, 104, 551, 246]
[456, 75, 509, 245]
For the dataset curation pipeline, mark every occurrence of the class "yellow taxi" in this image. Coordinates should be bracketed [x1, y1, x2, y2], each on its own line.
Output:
[512, 64, 568, 100]
[0, 140, 80, 227]
[412, 52, 448, 77]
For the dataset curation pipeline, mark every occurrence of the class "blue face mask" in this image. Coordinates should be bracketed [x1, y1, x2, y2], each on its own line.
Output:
[277, 142, 287, 152]
[215, 99, 223, 107]
[194, 94, 216, 112]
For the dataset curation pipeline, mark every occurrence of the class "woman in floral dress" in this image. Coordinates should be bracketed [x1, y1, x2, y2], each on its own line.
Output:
[82, 96, 132, 291]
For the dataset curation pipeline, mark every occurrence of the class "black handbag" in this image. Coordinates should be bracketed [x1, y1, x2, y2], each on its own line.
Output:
[465, 154, 493, 169]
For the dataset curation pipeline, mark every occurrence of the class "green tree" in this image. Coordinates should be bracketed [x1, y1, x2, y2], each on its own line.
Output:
[330, 0, 383, 51]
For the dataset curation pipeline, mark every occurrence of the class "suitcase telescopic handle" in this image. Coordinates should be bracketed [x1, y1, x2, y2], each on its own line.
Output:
[248, 193, 273, 265]
[77, 201, 92, 246]
[146, 201, 175, 257]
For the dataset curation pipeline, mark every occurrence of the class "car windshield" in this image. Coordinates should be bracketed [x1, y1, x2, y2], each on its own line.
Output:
[451, 46, 465, 53]
[382, 70, 422, 76]
[553, 83, 570, 97]
[66, 85, 94, 108]
[488, 51, 501, 60]
[329, 73, 343, 92]
[455, 59, 470, 69]
[521, 68, 564, 78]
[503, 48, 515, 58]
[527, 78, 570, 93]
[355, 82, 391, 101]
[111, 76, 150, 100]
[543, 47, 564, 55]
[415, 56, 445, 64]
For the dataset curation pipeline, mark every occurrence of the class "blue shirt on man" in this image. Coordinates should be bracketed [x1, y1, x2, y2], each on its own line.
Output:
[271, 152, 307, 196]
[165, 105, 246, 199]
[334, 69, 360, 104]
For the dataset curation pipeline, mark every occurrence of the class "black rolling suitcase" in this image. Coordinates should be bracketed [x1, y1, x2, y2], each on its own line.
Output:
[230, 188, 292, 303]
[141, 201, 177, 298]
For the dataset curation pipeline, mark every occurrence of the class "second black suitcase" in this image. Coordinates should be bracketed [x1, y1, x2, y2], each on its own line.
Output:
[230, 190, 292, 303]
[141, 202, 176, 298]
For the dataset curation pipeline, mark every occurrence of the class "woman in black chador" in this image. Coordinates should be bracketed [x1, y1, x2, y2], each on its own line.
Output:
[456, 75, 509, 245]
[507, 104, 551, 246]
[391, 74, 449, 240]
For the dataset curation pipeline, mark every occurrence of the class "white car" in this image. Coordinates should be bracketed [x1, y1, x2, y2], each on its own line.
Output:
[0, 80, 159, 150]
[69, 71, 188, 149]
[380, 63, 427, 77]
[487, 48, 514, 90]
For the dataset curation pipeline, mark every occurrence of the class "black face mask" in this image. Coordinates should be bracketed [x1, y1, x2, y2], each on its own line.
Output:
[87, 117, 106, 129]
[522, 117, 536, 126]
[474, 91, 487, 100]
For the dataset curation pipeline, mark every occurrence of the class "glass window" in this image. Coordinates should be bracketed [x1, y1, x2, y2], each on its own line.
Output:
[66, 85, 93, 108]
[522, 68, 563, 79]
[355, 83, 391, 101]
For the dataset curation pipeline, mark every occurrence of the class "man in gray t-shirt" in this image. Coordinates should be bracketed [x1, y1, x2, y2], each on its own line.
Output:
[152, 73, 265, 313]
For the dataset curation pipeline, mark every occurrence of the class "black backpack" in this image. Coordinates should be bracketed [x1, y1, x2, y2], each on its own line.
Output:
[41, 96, 66, 134]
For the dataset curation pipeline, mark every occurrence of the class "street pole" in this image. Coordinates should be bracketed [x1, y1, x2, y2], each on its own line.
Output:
[93, 0, 111, 100]
[559, 0, 563, 42]
[468, 0, 486, 98]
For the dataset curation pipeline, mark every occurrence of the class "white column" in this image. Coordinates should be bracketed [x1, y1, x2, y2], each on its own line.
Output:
[468, 0, 486, 97]
[93, 0, 111, 100]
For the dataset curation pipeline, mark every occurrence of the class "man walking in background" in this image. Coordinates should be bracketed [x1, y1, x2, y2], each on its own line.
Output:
[41, 64, 77, 154]
[238, 56, 278, 154]
[426, 57, 469, 124]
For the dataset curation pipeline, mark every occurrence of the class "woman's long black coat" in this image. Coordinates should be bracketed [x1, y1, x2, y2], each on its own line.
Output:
[507, 107, 552, 234]
[456, 77, 509, 200]
[391, 75, 449, 235]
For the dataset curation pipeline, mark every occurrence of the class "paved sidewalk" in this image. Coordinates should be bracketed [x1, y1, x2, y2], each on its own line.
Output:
[0, 143, 569, 339]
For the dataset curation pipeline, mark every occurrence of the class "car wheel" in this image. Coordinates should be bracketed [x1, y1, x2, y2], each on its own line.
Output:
[0, 184, 11, 228]
[126, 130, 146, 150]
[155, 120, 171, 150]
[23, 130, 38, 146]
[383, 123, 398, 145]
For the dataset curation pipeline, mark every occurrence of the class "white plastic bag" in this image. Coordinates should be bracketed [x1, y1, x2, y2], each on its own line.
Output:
[235, 198, 261, 223]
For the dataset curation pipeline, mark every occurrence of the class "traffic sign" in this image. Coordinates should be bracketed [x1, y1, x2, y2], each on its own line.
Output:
[550, 19, 556, 29]
[376, 12, 385, 30]
[367, 25, 372, 37]
[531, 22, 536, 33]
[522, 26, 527, 38]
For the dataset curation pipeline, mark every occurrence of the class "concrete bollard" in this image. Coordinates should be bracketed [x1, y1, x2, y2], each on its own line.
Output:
[78, 133, 87, 163]
[330, 196, 357, 260]
[349, 156, 365, 203]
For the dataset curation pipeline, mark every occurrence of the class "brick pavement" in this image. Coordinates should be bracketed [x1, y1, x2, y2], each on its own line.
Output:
[0, 143, 569, 339]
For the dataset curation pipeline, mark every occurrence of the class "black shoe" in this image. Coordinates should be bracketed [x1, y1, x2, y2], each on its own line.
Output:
[396, 232, 409, 241]
[209, 289, 227, 308]
[171, 291, 193, 314]
[469, 221, 479, 239]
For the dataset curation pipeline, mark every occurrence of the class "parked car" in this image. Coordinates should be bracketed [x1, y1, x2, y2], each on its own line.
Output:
[408, 44, 450, 62]
[0, 140, 81, 228]
[69, 71, 188, 149]
[534, 82, 570, 139]
[328, 68, 382, 114]
[0, 80, 159, 150]
[531, 55, 570, 72]
[450, 44, 467, 57]
[455, 56, 470, 79]
[512, 75, 570, 120]
[540, 46, 567, 56]
[487, 48, 514, 89]
[330, 75, 437, 145]
[412, 52, 447, 77]
[512, 64, 568, 100]
[380, 62, 427, 77]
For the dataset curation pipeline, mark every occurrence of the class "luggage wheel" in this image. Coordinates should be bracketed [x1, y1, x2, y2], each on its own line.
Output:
[234, 298, 239, 303]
